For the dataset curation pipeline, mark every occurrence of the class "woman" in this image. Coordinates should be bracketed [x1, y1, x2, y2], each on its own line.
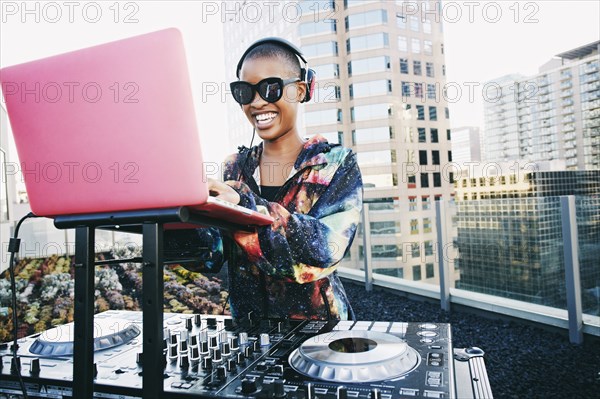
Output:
[168, 38, 363, 320]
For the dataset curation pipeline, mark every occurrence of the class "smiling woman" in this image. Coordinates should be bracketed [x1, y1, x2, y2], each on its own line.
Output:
[166, 37, 364, 321]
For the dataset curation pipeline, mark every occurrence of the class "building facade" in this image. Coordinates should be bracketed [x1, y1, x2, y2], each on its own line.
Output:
[223, 0, 455, 284]
[454, 170, 600, 314]
[483, 42, 600, 171]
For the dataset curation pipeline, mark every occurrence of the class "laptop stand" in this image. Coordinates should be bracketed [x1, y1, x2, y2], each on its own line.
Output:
[54, 207, 251, 399]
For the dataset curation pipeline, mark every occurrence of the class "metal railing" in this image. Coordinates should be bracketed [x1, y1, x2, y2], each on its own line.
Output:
[351, 195, 598, 344]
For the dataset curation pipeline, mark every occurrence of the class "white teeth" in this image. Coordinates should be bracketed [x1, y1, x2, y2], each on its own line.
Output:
[255, 112, 277, 122]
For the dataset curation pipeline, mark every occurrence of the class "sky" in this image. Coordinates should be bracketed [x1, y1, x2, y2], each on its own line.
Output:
[1, 0, 599, 165]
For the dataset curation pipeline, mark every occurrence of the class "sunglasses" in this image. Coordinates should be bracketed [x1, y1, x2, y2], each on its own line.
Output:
[230, 77, 301, 105]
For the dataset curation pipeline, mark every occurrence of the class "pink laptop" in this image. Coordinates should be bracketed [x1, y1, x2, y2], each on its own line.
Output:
[0, 28, 273, 226]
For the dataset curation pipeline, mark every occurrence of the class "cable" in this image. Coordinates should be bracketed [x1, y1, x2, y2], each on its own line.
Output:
[6, 212, 39, 399]
[236, 127, 256, 182]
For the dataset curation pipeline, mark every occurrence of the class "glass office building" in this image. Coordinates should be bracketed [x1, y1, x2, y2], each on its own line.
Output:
[455, 170, 600, 314]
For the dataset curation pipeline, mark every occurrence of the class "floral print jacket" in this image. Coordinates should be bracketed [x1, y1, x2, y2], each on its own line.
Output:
[166, 135, 363, 320]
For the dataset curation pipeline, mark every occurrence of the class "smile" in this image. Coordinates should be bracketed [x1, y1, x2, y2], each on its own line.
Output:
[255, 112, 278, 126]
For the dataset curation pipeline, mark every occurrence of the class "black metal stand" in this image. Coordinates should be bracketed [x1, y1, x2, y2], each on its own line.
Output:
[54, 207, 249, 399]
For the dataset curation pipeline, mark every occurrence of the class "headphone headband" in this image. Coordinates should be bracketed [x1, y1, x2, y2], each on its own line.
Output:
[235, 37, 307, 78]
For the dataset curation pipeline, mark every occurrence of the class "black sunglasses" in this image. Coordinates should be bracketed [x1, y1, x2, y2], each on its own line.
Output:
[230, 77, 300, 105]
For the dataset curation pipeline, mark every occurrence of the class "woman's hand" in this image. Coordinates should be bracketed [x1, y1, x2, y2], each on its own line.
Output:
[208, 178, 241, 205]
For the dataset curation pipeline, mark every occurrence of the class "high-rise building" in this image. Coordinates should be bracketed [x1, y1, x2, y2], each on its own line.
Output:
[454, 170, 600, 314]
[223, 0, 454, 283]
[483, 41, 600, 170]
[450, 126, 481, 167]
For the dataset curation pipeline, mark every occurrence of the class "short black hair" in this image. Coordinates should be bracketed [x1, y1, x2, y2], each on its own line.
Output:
[242, 43, 301, 79]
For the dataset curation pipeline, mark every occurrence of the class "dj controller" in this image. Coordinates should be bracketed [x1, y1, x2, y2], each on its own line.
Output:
[0, 310, 492, 398]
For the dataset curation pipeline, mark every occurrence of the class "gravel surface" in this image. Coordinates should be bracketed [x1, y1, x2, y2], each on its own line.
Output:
[344, 281, 600, 399]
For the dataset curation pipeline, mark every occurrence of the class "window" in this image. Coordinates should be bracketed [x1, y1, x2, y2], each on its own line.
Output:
[426, 62, 435, 77]
[351, 103, 392, 121]
[313, 84, 340, 103]
[409, 15, 419, 31]
[400, 58, 409, 74]
[417, 105, 425, 120]
[420, 173, 429, 188]
[414, 83, 423, 99]
[427, 84, 436, 99]
[423, 218, 432, 233]
[345, 9, 387, 30]
[430, 128, 438, 143]
[432, 150, 440, 165]
[424, 40, 432, 55]
[447, 129, 451, 140]
[413, 60, 422, 75]
[347, 32, 388, 53]
[429, 106, 437, 121]
[445, 107, 450, 119]
[357, 150, 396, 165]
[348, 56, 390, 76]
[402, 81, 412, 97]
[410, 219, 419, 234]
[350, 80, 392, 98]
[433, 172, 441, 187]
[413, 265, 422, 281]
[411, 38, 420, 53]
[424, 241, 433, 256]
[353, 126, 392, 144]
[397, 13, 406, 29]
[411, 243, 420, 258]
[313, 63, 339, 79]
[419, 150, 428, 165]
[398, 36, 408, 52]
[302, 41, 338, 57]
[299, 20, 336, 37]
[371, 245, 402, 258]
[371, 221, 398, 235]
[418, 128, 426, 143]
[363, 173, 397, 188]
[305, 108, 341, 126]
[448, 151, 452, 162]
[422, 195, 431, 210]
[423, 19, 432, 34]
[426, 263, 434, 279]
[409, 196, 417, 211]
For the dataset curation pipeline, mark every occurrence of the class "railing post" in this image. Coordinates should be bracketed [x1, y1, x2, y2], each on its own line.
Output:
[362, 203, 373, 292]
[436, 200, 451, 311]
[560, 195, 583, 344]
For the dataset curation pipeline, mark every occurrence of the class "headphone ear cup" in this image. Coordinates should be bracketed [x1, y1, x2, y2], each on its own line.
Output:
[303, 68, 316, 103]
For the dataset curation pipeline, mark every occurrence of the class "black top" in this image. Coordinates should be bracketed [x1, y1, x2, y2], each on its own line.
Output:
[260, 186, 281, 202]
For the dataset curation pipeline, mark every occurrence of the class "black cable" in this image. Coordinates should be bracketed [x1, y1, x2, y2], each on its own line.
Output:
[6, 211, 39, 399]
[236, 127, 256, 182]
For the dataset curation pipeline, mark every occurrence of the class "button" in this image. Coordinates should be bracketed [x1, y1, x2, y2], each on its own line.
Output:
[424, 391, 444, 398]
[273, 379, 286, 398]
[430, 353, 441, 358]
[180, 383, 193, 389]
[421, 338, 434, 344]
[427, 378, 441, 386]
[431, 345, 442, 349]
[170, 382, 182, 389]
[419, 323, 438, 330]
[417, 331, 438, 337]
[400, 388, 418, 396]
[260, 333, 270, 346]
[241, 378, 258, 394]
[336, 386, 348, 399]
[430, 361, 440, 366]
